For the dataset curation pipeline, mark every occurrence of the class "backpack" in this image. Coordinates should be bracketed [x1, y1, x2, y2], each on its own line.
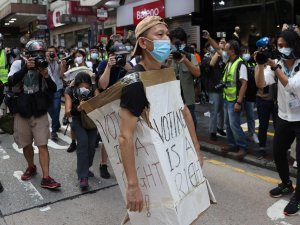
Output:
[244, 62, 258, 102]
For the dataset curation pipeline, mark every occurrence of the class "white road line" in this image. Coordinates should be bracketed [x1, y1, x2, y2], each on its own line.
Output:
[57, 132, 72, 144]
[0, 145, 10, 159]
[13, 171, 44, 203]
[12, 143, 39, 154]
[40, 205, 51, 212]
[267, 199, 295, 225]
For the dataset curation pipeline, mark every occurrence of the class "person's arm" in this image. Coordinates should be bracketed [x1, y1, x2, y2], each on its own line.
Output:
[180, 55, 201, 77]
[8, 59, 31, 86]
[64, 92, 72, 118]
[254, 64, 267, 88]
[209, 52, 220, 67]
[267, 60, 288, 87]
[234, 79, 247, 112]
[118, 108, 143, 212]
[39, 67, 57, 93]
[182, 106, 203, 167]
[202, 30, 223, 56]
[99, 57, 115, 89]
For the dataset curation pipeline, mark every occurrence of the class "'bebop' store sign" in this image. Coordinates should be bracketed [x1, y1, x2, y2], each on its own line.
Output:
[133, 0, 165, 25]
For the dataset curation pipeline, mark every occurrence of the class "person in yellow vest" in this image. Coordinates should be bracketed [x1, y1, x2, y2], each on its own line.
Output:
[0, 33, 9, 116]
[203, 30, 248, 159]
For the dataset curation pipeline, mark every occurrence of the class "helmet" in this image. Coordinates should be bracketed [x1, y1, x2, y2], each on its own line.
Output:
[25, 40, 46, 52]
[0, 33, 3, 41]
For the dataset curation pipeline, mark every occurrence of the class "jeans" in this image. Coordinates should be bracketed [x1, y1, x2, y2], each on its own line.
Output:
[273, 117, 300, 200]
[243, 101, 255, 135]
[208, 92, 224, 133]
[256, 97, 277, 147]
[224, 100, 248, 150]
[71, 116, 97, 179]
[48, 89, 63, 133]
[187, 104, 197, 130]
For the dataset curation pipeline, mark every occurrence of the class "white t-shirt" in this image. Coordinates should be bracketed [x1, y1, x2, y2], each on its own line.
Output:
[264, 59, 300, 121]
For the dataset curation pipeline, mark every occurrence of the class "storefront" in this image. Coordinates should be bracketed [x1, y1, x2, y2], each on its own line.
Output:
[116, 0, 200, 51]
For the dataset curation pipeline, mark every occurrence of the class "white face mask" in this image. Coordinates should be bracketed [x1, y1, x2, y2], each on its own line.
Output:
[75, 56, 83, 65]
[278, 47, 293, 59]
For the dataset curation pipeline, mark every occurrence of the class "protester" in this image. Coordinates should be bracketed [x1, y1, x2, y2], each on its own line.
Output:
[7, 40, 60, 189]
[255, 29, 300, 216]
[118, 15, 203, 212]
[166, 27, 201, 129]
[202, 41, 226, 141]
[89, 46, 101, 76]
[47, 46, 63, 141]
[203, 30, 248, 159]
[64, 72, 98, 189]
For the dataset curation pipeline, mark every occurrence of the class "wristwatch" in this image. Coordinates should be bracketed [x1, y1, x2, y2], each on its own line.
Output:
[271, 64, 280, 71]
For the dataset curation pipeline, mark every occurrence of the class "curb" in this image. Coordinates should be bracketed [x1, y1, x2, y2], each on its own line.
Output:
[200, 141, 297, 178]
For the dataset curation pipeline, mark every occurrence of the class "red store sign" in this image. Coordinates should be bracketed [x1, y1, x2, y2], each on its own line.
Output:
[69, 1, 93, 16]
[133, 0, 165, 25]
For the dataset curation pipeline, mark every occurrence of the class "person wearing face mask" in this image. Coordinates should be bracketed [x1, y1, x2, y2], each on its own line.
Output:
[7, 40, 61, 189]
[202, 41, 226, 141]
[64, 72, 98, 190]
[89, 46, 101, 75]
[255, 29, 300, 216]
[118, 15, 203, 213]
[46, 46, 63, 141]
[203, 30, 248, 160]
[166, 27, 201, 129]
[240, 46, 259, 145]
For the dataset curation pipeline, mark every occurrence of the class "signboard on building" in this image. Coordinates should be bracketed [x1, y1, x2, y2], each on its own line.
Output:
[133, 0, 165, 25]
[97, 6, 108, 22]
[69, 1, 93, 16]
[80, 0, 100, 6]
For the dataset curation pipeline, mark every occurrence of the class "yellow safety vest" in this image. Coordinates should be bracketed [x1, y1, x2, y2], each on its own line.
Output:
[0, 50, 8, 84]
[222, 57, 243, 101]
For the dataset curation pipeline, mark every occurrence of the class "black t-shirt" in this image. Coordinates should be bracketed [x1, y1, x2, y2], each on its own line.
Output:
[120, 64, 149, 117]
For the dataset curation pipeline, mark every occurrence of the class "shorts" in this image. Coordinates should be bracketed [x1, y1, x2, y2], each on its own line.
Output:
[13, 113, 50, 148]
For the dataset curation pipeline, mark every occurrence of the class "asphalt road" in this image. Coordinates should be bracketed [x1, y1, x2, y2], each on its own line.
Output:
[1, 151, 298, 225]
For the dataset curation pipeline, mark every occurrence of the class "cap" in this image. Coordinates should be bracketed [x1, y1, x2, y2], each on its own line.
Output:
[132, 16, 167, 56]
[110, 43, 129, 55]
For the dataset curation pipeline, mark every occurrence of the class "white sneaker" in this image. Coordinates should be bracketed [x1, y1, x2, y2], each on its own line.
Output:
[252, 133, 259, 144]
[293, 161, 297, 168]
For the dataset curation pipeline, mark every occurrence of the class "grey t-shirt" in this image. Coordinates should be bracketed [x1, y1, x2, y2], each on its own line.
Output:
[48, 60, 63, 90]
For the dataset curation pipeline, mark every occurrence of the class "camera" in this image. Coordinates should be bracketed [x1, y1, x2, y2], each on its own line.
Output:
[255, 37, 282, 65]
[61, 55, 75, 67]
[115, 54, 126, 67]
[214, 81, 228, 90]
[49, 52, 55, 59]
[171, 41, 191, 61]
[34, 55, 48, 68]
[62, 116, 69, 126]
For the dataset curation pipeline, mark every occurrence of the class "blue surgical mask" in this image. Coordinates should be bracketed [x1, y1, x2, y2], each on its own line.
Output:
[78, 87, 91, 98]
[222, 51, 229, 63]
[91, 53, 98, 60]
[242, 53, 251, 62]
[149, 39, 171, 63]
[278, 47, 293, 58]
[209, 46, 216, 54]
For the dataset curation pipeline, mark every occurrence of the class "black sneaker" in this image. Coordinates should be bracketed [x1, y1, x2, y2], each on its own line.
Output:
[0, 181, 3, 193]
[210, 133, 218, 141]
[67, 142, 77, 153]
[256, 148, 267, 160]
[100, 164, 111, 179]
[284, 195, 300, 216]
[269, 181, 294, 198]
[217, 128, 226, 136]
[51, 132, 58, 141]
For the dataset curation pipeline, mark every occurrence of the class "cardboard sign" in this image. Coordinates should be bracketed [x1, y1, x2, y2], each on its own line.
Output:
[82, 68, 215, 225]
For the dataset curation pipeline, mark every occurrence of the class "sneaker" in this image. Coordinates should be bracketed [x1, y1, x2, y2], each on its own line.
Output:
[0, 181, 3, 193]
[51, 132, 58, 141]
[284, 195, 300, 216]
[209, 133, 218, 141]
[88, 171, 94, 178]
[67, 142, 77, 153]
[79, 178, 89, 189]
[217, 128, 226, 137]
[41, 176, 61, 189]
[100, 164, 111, 179]
[293, 161, 298, 168]
[256, 148, 267, 160]
[21, 165, 37, 181]
[252, 133, 259, 144]
[269, 181, 294, 198]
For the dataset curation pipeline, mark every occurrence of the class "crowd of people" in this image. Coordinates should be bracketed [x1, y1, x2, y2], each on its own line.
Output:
[0, 16, 299, 216]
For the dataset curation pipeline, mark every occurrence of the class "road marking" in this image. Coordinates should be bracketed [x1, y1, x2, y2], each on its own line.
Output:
[0, 145, 10, 159]
[241, 119, 275, 137]
[40, 205, 51, 212]
[267, 199, 288, 221]
[207, 159, 280, 184]
[57, 132, 72, 144]
[13, 171, 44, 203]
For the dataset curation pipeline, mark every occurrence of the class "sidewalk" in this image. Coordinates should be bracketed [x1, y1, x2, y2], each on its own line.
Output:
[194, 103, 297, 177]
